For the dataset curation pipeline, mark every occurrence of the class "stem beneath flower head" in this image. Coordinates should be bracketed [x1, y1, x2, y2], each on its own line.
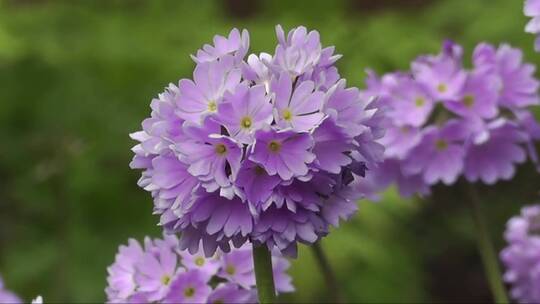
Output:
[466, 184, 509, 304]
[312, 241, 345, 303]
[252, 244, 276, 304]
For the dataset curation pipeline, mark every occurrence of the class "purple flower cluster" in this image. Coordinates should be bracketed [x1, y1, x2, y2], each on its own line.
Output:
[357, 41, 540, 198]
[501, 205, 540, 303]
[106, 234, 293, 303]
[525, 0, 540, 52]
[130, 26, 384, 256]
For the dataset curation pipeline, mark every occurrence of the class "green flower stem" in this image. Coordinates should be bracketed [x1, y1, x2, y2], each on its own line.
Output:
[252, 245, 276, 304]
[312, 241, 344, 303]
[466, 184, 509, 304]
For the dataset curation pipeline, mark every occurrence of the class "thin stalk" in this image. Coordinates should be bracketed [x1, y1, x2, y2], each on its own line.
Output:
[252, 245, 276, 304]
[312, 241, 344, 303]
[466, 184, 509, 304]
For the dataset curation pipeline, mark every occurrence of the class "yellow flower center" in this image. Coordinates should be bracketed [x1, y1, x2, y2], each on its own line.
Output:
[215, 143, 227, 155]
[208, 100, 217, 112]
[401, 126, 411, 134]
[463, 94, 474, 108]
[415, 97, 425, 107]
[435, 139, 448, 151]
[225, 264, 236, 275]
[254, 166, 266, 176]
[268, 141, 281, 153]
[161, 275, 171, 285]
[282, 108, 293, 121]
[437, 83, 447, 93]
[184, 287, 195, 298]
[195, 256, 205, 266]
[241, 116, 252, 129]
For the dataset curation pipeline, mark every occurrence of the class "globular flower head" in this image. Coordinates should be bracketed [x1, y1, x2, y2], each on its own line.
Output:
[356, 41, 540, 197]
[501, 205, 540, 303]
[130, 26, 384, 256]
[106, 235, 294, 303]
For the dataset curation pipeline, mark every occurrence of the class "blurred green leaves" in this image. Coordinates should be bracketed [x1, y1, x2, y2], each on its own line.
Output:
[0, 0, 539, 302]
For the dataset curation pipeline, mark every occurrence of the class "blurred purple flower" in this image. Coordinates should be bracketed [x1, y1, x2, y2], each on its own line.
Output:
[524, 0, 540, 52]
[501, 205, 540, 303]
[0, 276, 22, 304]
[473, 43, 539, 109]
[403, 120, 467, 185]
[358, 41, 540, 197]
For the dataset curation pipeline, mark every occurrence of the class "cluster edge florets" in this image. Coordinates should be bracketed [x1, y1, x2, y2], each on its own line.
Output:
[105, 234, 294, 303]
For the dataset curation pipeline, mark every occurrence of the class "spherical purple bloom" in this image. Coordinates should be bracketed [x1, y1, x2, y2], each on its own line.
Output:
[501, 205, 540, 303]
[106, 235, 294, 303]
[524, 0, 540, 52]
[130, 25, 385, 256]
[359, 40, 540, 197]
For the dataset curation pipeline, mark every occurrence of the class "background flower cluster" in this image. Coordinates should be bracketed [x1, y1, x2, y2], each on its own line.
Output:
[130, 26, 384, 257]
[357, 41, 540, 198]
[501, 205, 540, 303]
[106, 234, 293, 303]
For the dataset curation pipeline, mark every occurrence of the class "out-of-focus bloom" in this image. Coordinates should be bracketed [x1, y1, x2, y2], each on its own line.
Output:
[524, 0, 540, 52]
[357, 41, 540, 197]
[106, 235, 294, 303]
[130, 25, 384, 256]
[501, 205, 540, 303]
[0, 276, 41, 304]
[0, 276, 21, 304]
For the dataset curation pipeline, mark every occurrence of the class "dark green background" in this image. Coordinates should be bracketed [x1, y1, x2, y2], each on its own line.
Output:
[1, 0, 539, 302]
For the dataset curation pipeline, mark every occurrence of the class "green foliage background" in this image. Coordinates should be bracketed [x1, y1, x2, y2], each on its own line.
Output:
[0, 0, 539, 302]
